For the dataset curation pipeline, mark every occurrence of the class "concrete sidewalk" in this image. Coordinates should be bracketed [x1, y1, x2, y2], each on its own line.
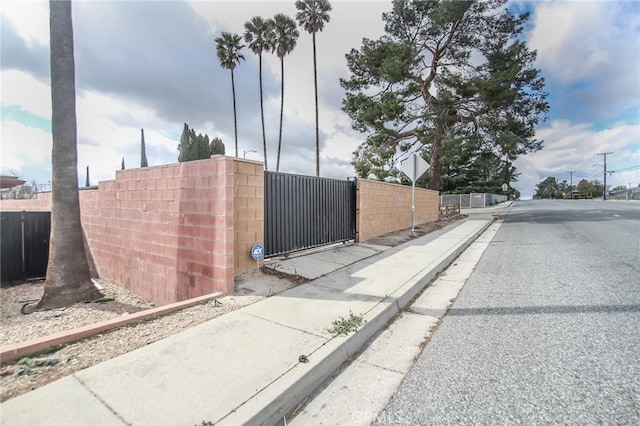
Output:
[265, 243, 390, 280]
[0, 218, 492, 426]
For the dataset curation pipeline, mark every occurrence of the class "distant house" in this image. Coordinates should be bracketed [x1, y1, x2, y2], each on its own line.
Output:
[0, 175, 35, 200]
[0, 175, 26, 189]
[564, 189, 582, 199]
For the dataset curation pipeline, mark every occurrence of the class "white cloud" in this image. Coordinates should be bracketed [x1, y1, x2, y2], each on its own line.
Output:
[322, 131, 361, 164]
[1, 1, 49, 46]
[1, 70, 51, 118]
[0, 120, 52, 178]
[0, 76, 186, 185]
[529, 1, 639, 83]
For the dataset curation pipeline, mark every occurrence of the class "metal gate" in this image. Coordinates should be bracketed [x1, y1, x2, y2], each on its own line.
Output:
[1, 212, 50, 284]
[264, 172, 356, 257]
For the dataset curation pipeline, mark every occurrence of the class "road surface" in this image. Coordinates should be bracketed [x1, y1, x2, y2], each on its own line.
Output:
[378, 200, 640, 424]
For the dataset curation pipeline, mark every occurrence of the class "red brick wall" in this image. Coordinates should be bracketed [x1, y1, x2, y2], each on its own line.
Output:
[356, 179, 439, 242]
[0, 193, 52, 211]
[82, 157, 236, 305]
[0, 156, 260, 306]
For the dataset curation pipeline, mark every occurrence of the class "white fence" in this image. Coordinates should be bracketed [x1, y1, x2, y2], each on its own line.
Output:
[608, 187, 640, 201]
[440, 193, 507, 208]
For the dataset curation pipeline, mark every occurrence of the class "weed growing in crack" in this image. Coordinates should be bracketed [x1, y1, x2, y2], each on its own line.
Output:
[329, 311, 365, 336]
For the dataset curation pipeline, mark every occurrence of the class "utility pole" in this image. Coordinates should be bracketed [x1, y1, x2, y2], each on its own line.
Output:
[567, 171, 575, 199]
[597, 152, 613, 200]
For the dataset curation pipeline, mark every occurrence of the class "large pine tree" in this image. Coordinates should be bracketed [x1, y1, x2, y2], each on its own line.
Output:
[342, 0, 548, 191]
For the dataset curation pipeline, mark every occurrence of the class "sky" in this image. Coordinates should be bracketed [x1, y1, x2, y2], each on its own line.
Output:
[1, 0, 639, 199]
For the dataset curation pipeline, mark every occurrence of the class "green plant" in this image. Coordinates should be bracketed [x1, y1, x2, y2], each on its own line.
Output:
[17, 357, 37, 375]
[329, 311, 364, 336]
[200, 298, 222, 308]
[18, 357, 35, 368]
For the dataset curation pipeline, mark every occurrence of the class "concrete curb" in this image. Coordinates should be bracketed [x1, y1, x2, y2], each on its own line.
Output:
[0, 292, 223, 364]
[223, 219, 494, 425]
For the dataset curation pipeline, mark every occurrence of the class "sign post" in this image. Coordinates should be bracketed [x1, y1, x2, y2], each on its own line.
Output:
[250, 243, 264, 270]
[502, 183, 508, 200]
[399, 154, 430, 236]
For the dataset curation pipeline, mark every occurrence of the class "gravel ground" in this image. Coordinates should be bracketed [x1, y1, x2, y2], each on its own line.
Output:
[1, 279, 154, 347]
[365, 214, 467, 247]
[0, 270, 298, 402]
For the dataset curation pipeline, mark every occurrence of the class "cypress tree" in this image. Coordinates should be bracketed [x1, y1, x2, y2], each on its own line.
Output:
[189, 129, 198, 161]
[140, 128, 148, 167]
[210, 136, 226, 155]
[178, 123, 191, 162]
[179, 123, 223, 161]
[85, 165, 90, 187]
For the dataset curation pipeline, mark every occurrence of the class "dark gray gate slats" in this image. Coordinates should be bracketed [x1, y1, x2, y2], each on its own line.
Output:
[1, 211, 50, 284]
[23, 212, 51, 279]
[264, 172, 356, 257]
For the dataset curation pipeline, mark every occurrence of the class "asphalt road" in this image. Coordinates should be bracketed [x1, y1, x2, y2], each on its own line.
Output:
[378, 200, 640, 425]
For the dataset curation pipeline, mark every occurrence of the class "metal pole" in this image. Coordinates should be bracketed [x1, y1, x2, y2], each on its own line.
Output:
[411, 154, 416, 237]
[598, 152, 613, 200]
[568, 171, 575, 199]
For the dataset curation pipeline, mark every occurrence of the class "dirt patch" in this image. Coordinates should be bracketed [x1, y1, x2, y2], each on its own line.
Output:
[0, 270, 301, 403]
[364, 215, 467, 247]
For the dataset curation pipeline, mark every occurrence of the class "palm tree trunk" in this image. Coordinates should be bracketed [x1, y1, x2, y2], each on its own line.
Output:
[231, 68, 238, 157]
[259, 54, 268, 170]
[277, 57, 284, 172]
[313, 32, 320, 177]
[27, 0, 103, 312]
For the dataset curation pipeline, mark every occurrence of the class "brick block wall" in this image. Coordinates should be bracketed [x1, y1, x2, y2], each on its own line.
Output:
[0, 193, 53, 211]
[356, 179, 439, 242]
[233, 159, 265, 275]
[81, 157, 237, 305]
[0, 156, 260, 306]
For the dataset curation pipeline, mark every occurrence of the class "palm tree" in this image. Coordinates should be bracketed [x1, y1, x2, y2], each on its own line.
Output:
[25, 0, 104, 312]
[244, 16, 273, 170]
[268, 14, 299, 172]
[295, 0, 332, 177]
[215, 32, 245, 158]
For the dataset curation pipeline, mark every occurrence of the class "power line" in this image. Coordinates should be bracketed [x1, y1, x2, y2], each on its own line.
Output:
[597, 152, 613, 200]
[608, 165, 640, 174]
